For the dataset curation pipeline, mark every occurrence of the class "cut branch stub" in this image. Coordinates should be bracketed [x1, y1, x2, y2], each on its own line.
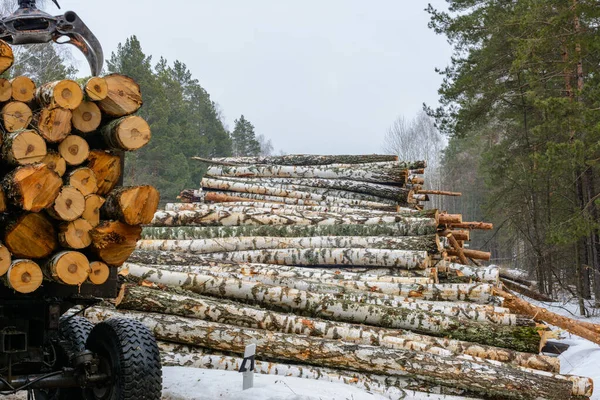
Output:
[88, 261, 110, 285]
[35, 107, 72, 143]
[3, 164, 62, 212]
[11, 76, 35, 103]
[47, 186, 85, 221]
[90, 221, 142, 267]
[2, 130, 47, 166]
[2, 101, 32, 133]
[5, 260, 43, 294]
[58, 218, 93, 249]
[72, 101, 102, 133]
[84, 77, 108, 101]
[59, 135, 90, 166]
[87, 150, 121, 195]
[82, 194, 105, 227]
[97, 74, 143, 117]
[35, 80, 84, 110]
[4, 213, 57, 258]
[102, 115, 151, 151]
[0, 41, 13, 75]
[0, 78, 11, 102]
[41, 151, 67, 177]
[66, 167, 98, 196]
[45, 251, 90, 285]
[102, 186, 160, 225]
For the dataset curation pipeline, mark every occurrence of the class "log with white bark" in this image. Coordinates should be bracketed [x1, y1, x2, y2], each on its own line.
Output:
[206, 164, 409, 184]
[150, 210, 435, 231]
[448, 263, 500, 284]
[203, 191, 399, 210]
[141, 222, 438, 241]
[204, 154, 405, 166]
[84, 307, 579, 400]
[136, 236, 441, 255]
[124, 265, 539, 351]
[202, 177, 410, 204]
[159, 347, 472, 400]
[119, 285, 558, 372]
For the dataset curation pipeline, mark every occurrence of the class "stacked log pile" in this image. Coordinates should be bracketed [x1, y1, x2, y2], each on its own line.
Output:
[0, 40, 159, 294]
[83, 155, 596, 398]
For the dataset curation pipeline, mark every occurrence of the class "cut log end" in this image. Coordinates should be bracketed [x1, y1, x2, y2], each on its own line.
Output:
[67, 167, 98, 196]
[87, 151, 122, 195]
[103, 186, 160, 225]
[88, 261, 110, 285]
[2, 101, 33, 133]
[2, 130, 47, 166]
[48, 186, 86, 221]
[36, 107, 73, 143]
[82, 194, 106, 227]
[41, 151, 67, 177]
[46, 251, 90, 285]
[91, 221, 142, 267]
[42, 80, 84, 110]
[6, 260, 43, 294]
[0, 40, 13, 76]
[0, 78, 12, 102]
[58, 218, 93, 249]
[84, 77, 108, 101]
[72, 101, 102, 133]
[103, 115, 151, 151]
[11, 76, 35, 103]
[98, 74, 143, 117]
[4, 213, 57, 259]
[4, 164, 63, 212]
[59, 135, 90, 166]
[0, 243, 12, 277]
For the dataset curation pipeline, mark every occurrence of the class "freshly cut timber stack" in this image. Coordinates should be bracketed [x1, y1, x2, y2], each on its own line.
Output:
[85, 154, 596, 399]
[0, 40, 159, 295]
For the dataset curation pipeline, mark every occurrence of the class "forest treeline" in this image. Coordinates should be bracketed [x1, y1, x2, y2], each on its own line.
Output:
[422, 0, 600, 310]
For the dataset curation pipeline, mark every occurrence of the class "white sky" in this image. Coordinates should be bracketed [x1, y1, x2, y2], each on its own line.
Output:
[53, 0, 452, 154]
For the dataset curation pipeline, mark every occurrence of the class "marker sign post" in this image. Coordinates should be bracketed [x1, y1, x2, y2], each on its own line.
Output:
[239, 343, 256, 390]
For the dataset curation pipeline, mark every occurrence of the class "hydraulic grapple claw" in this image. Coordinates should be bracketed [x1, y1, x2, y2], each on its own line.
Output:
[0, 1, 104, 75]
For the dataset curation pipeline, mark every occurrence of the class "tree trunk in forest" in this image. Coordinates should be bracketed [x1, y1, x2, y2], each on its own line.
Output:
[58, 135, 90, 166]
[66, 168, 98, 196]
[3, 164, 62, 212]
[47, 186, 86, 222]
[4, 213, 57, 258]
[5, 259, 43, 294]
[84, 77, 108, 101]
[118, 284, 558, 372]
[90, 221, 142, 266]
[10, 76, 35, 102]
[72, 101, 102, 133]
[35, 80, 84, 110]
[41, 151, 66, 177]
[101, 186, 160, 225]
[101, 116, 151, 151]
[35, 107, 72, 143]
[141, 222, 438, 241]
[84, 307, 579, 400]
[1, 130, 46, 166]
[86, 150, 122, 196]
[97, 74, 143, 117]
[1, 102, 32, 133]
[45, 251, 90, 285]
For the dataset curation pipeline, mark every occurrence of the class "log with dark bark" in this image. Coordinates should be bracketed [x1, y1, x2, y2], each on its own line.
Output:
[58, 135, 90, 166]
[1, 130, 46, 166]
[45, 251, 90, 285]
[5, 259, 43, 294]
[3, 164, 62, 212]
[141, 222, 438, 241]
[101, 115, 151, 151]
[35, 80, 84, 110]
[90, 221, 142, 266]
[66, 167, 98, 196]
[2, 101, 32, 133]
[4, 213, 57, 258]
[47, 186, 85, 221]
[86, 150, 122, 195]
[35, 107, 72, 143]
[97, 74, 143, 117]
[72, 101, 102, 133]
[502, 279, 555, 302]
[85, 307, 581, 400]
[58, 218, 93, 249]
[118, 284, 559, 372]
[101, 186, 160, 225]
[10, 76, 35, 102]
[84, 77, 108, 101]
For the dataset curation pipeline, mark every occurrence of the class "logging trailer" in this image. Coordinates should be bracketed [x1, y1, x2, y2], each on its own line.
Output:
[0, 2, 162, 399]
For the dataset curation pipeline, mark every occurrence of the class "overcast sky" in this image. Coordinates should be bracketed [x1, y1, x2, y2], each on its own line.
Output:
[54, 0, 451, 155]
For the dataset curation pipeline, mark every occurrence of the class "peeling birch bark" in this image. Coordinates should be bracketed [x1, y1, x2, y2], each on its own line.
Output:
[448, 263, 500, 283]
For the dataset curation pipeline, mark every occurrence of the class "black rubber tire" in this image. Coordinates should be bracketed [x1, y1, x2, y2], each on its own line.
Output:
[34, 316, 94, 400]
[83, 318, 162, 400]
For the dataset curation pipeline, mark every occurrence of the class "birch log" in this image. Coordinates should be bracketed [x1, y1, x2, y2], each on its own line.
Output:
[203, 191, 399, 210]
[204, 176, 413, 201]
[150, 210, 435, 230]
[206, 164, 408, 184]
[202, 178, 405, 204]
[141, 222, 438, 240]
[84, 307, 573, 400]
[206, 155, 403, 166]
[125, 265, 538, 351]
[119, 285, 558, 372]
[448, 263, 500, 283]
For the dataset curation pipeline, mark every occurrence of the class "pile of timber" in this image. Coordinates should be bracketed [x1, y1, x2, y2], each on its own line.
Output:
[0, 40, 159, 294]
[89, 155, 594, 399]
